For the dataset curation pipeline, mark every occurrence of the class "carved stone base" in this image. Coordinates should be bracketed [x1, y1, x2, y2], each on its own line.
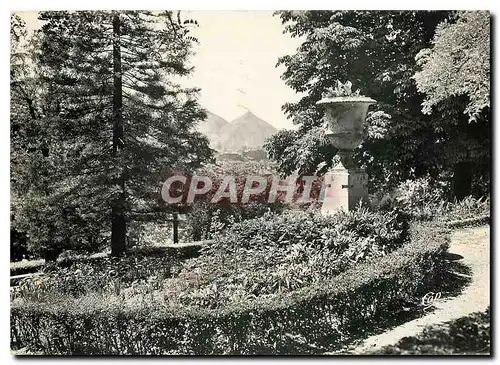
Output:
[321, 161, 369, 214]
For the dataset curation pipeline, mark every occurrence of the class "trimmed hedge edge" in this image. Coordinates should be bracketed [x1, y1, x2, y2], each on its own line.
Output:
[443, 215, 490, 229]
[10, 243, 206, 277]
[11, 222, 450, 355]
[10, 260, 45, 277]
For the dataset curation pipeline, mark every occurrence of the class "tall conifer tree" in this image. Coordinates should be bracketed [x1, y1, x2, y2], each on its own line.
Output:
[12, 11, 212, 257]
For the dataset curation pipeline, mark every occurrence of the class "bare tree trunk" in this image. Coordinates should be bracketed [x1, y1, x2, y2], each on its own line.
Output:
[111, 13, 126, 257]
[173, 213, 179, 244]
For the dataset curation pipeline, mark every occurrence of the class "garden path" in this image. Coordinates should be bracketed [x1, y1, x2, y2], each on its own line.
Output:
[335, 225, 490, 355]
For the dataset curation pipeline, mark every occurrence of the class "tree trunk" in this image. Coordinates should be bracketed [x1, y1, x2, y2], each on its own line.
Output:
[43, 248, 60, 262]
[452, 161, 473, 200]
[172, 213, 179, 244]
[111, 13, 126, 257]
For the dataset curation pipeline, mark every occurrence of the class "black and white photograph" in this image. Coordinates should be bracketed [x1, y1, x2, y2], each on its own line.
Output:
[8, 8, 491, 356]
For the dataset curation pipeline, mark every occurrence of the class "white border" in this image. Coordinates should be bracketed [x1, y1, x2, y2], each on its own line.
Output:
[1, 1, 497, 364]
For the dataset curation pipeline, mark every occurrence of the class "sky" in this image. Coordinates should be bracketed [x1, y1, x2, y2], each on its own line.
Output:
[180, 11, 303, 129]
[17, 10, 304, 130]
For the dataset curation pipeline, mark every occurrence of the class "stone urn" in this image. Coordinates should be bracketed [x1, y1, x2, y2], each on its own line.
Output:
[316, 94, 376, 213]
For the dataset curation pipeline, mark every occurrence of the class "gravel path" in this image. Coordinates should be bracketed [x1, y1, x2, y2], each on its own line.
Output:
[342, 225, 490, 355]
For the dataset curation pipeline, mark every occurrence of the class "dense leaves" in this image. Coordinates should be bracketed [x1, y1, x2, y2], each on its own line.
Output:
[12, 207, 409, 310]
[267, 11, 450, 180]
[11, 222, 449, 354]
[12, 254, 179, 302]
[171, 160, 322, 241]
[265, 10, 490, 199]
[174, 207, 409, 307]
[11, 11, 213, 258]
[373, 175, 490, 222]
[414, 11, 490, 122]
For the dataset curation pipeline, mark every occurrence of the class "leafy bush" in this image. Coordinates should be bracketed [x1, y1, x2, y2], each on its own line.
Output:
[391, 175, 448, 220]
[438, 195, 490, 222]
[373, 176, 490, 223]
[174, 161, 324, 241]
[10, 227, 32, 262]
[180, 163, 288, 241]
[11, 254, 180, 302]
[12, 207, 409, 309]
[184, 199, 285, 241]
[11, 222, 449, 355]
[12, 191, 107, 262]
[170, 207, 409, 307]
[131, 222, 190, 247]
[208, 206, 408, 253]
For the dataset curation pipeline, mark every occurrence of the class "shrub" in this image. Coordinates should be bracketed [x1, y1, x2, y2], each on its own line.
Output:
[10, 227, 32, 262]
[373, 176, 490, 223]
[10, 259, 45, 277]
[164, 206, 411, 308]
[12, 207, 409, 308]
[390, 176, 447, 220]
[438, 195, 490, 222]
[12, 191, 107, 262]
[131, 221, 189, 247]
[174, 161, 285, 242]
[11, 254, 181, 302]
[184, 199, 285, 241]
[206, 206, 408, 255]
[173, 161, 324, 241]
[11, 222, 449, 355]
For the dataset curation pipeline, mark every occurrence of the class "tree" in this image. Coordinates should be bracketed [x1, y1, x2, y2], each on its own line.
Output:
[265, 11, 460, 192]
[414, 11, 490, 122]
[11, 11, 213, 258]
[10, 15, 49, 259]
[414, 11, 490, 198]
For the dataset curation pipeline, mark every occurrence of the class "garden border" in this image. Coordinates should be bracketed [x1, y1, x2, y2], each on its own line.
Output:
[11, 221, 450, 355]
[442, 215, 490, 229]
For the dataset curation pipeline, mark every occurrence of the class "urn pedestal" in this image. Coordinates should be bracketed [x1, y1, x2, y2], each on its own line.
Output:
[316, 96, 376, 214]
[322, 159, 369, 213]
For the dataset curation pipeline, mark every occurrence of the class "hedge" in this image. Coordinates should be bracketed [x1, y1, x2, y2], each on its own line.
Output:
[10, 243, 203, 278]
[128, 242, 203, 260]
[444, 215, 490, 229]
[11, 222, 450, 355]
[10, 260, 45, 277]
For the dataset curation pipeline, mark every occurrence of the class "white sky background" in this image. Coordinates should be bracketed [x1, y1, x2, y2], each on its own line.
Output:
[17, 10, 303, 130]
[181, 10, 302, 129]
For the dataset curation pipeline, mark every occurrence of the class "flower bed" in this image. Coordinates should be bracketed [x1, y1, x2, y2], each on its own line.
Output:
[11, 254, 181, 302]
[172, 208, 410, 307]
[11, 222, 449, 355]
